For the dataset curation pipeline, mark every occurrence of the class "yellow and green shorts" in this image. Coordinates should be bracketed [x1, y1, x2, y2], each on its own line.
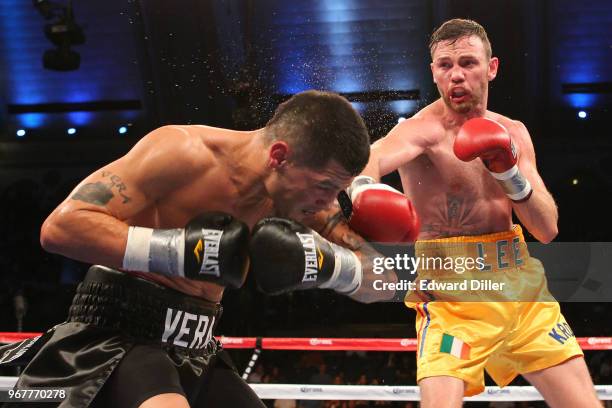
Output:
[405, 226, 584, 396]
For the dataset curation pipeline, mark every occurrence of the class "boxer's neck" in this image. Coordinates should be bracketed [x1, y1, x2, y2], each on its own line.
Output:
[223, 128, 274, 206]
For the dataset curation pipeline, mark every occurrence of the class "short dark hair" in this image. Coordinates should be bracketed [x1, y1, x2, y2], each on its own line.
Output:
[429, 19, 492, 59]
[265, 90, 370, 176]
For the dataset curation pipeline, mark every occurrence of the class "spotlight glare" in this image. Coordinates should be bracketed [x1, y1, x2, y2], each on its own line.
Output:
[118, 126, 128, 134]
[577, 110, 587, 119]
[67, 127, 76, 135]
[572, 178, 579, 185]
[16, 129, 26, 137]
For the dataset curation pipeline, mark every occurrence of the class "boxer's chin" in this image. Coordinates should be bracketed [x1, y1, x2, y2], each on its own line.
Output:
[272, 204, 290, 219]
[452, 102, 474, 114]
[444, 94, 476, 114]
[291, 209, 315, 222]
[281, 208, 314, 223]
[444, 98, 476, 115]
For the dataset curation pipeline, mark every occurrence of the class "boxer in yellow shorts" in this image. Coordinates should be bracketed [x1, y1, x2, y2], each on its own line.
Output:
[352, 18, 601, 408]
[407, 225, 583, 397]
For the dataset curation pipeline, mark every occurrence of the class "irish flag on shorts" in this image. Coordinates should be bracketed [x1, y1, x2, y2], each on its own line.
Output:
[440, 333, 471, 359]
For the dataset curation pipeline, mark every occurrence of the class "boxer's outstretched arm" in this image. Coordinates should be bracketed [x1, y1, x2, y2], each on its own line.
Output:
[309, 204, 398, 303]
[302, 118, 430, 302]
[361, 117, 428, 180]
[40, 126, 210, 267]
[510, 121, 558, 243]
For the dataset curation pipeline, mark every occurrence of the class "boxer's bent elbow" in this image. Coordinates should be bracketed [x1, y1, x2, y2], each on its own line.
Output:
[40, 214, 72, 254]
[537, 225, 558, 244]
[40, 220, 60, 253]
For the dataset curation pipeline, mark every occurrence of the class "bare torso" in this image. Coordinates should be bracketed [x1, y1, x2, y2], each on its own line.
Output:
[44, 125, 279, 302]
[127, 127, 273, 230]
[392, 100, 526, 239]
[124, 126, 277, 300]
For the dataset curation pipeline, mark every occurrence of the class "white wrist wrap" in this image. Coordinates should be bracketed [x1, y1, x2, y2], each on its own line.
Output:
[348, 176, 400, 202]
[319, 241, 363, 295]
[123, 226, 152, 272]
[347, 176, 376, 201]
[490, 165, 532, 202]
[123, 226, 185, 277]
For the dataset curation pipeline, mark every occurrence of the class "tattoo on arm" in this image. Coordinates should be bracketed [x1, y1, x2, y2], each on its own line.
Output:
[102, 171, 131, 203]
[319, 210, 346, 238]
[313, 205, 364, 251]
[341, 230, 364, 251]
[71, 170, 131, 206]
[71, 182, 114, 206]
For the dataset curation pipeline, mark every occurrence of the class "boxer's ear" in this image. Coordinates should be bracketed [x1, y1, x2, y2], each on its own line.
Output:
[487, 57, 499, 81]
[268, 141, 289, 168]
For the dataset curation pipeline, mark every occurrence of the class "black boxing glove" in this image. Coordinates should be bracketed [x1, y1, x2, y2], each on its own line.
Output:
[249, 217, 362, 295]
[122, 212, 249, 288]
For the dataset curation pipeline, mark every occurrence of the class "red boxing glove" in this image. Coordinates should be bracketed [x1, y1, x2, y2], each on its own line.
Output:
[454, 118, 532, 202]
[348, 176, 420, 243]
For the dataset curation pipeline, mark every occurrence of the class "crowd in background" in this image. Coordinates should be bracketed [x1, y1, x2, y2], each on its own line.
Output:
[242, 350, 612, 408]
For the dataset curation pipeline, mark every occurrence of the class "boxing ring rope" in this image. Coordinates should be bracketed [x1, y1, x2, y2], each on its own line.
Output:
[2, 333, 612, 401]
[3, 333, 612, 350]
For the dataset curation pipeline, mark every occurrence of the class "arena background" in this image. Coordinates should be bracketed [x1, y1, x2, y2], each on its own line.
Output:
[0, 0, 611, 405]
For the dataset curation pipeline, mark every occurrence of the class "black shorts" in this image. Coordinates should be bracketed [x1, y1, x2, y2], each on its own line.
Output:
[0, 266, 265, 408]
[94, 345, 264, 408]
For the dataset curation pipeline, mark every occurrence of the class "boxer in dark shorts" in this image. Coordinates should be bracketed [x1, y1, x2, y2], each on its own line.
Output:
[3, 266, 246, 407]
[0, 90, 373, 407]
